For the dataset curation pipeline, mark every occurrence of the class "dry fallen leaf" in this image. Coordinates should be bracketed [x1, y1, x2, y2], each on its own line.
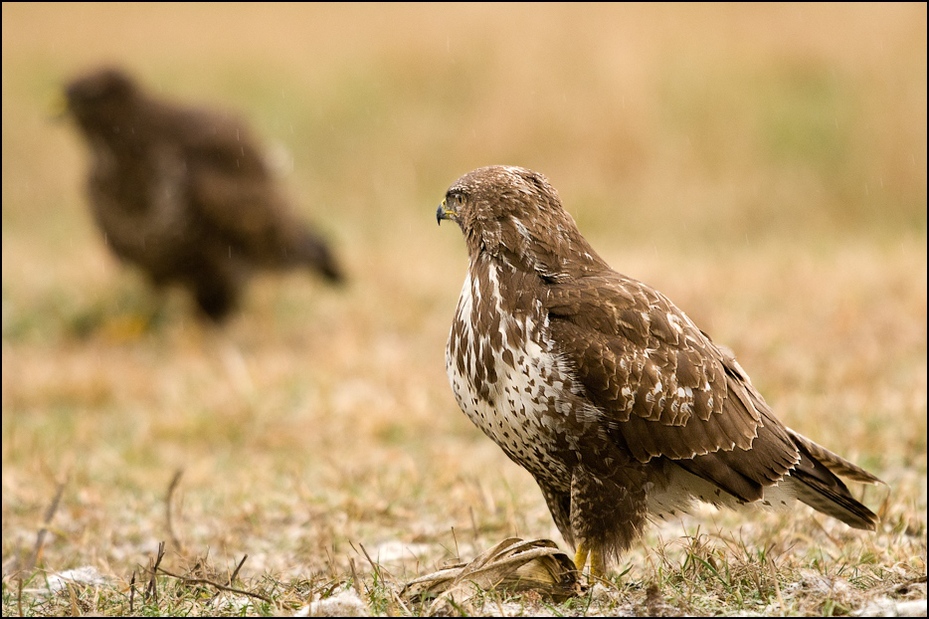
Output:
[402, 537, 585, 610]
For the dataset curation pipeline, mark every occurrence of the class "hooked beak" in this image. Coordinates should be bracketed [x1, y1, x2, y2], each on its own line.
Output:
[436, 198, 457, 225]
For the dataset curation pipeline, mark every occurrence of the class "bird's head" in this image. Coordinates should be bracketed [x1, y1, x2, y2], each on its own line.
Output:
[437, 165, 605, 278]
[62, 67, 141, 135]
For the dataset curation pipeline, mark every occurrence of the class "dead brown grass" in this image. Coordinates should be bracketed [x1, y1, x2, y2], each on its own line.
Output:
[2, 3, 926, 616]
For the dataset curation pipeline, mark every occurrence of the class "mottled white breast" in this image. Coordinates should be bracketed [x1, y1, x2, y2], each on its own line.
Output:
[446, 261, 590, 487]
[89, 141, 189, 262]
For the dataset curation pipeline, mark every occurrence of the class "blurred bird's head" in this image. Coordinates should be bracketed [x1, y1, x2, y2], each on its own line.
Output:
[61, 67, 140, 136]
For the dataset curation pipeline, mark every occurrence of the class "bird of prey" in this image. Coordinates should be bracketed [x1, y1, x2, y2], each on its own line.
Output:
[437, 165, 882, 578]
[63, 67, 344, 322]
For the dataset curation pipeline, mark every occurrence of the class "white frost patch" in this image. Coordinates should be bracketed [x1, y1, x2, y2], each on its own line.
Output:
[209, 592, 254, 614]
[27, 565, 111, 598]
[372, 540, 432, 563]
[853, 597, 928, 617]
[294, 587, 370, 617]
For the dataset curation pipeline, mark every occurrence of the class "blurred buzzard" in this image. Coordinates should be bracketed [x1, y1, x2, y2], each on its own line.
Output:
[64, 67, 343, 322]
[437, 165, 882, 577]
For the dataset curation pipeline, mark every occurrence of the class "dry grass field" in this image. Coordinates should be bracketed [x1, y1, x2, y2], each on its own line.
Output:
[2, 4, 926, 616]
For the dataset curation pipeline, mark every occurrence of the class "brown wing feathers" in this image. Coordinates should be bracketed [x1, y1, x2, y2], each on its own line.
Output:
[548, 268, 880, 524]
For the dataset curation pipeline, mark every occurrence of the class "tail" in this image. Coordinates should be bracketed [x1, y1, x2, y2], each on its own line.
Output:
[292, 229, 345, 284]
[784, 428, 883, 530]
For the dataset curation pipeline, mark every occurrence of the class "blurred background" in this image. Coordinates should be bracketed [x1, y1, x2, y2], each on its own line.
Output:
[5, 4, 925, 253]
[2, 1, 926, 598]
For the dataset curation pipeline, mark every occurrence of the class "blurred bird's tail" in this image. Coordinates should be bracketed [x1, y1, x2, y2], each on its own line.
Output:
[296, 231, 345, 284]
[784, 428, 884, 531]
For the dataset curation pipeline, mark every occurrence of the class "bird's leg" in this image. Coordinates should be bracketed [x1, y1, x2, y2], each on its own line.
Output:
[574, 542, 589, 575]
[589, 548, 606, 580]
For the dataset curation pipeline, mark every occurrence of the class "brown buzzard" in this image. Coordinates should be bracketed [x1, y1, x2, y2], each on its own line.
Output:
[64, 67, 344, 322]
[437, 165, 882, 577]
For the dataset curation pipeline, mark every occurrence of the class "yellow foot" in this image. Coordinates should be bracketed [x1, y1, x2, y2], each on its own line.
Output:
[574, 542, 607, 580]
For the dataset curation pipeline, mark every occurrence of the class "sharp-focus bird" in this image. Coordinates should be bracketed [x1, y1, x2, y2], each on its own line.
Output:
[64, 67, 344, 322]
[437, 165, 882, 578]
